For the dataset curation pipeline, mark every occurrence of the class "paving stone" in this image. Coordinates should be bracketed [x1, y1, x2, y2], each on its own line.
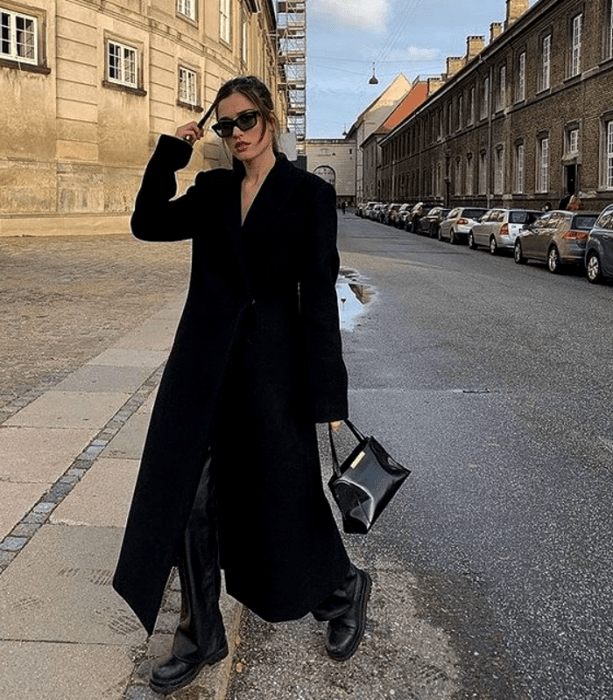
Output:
[0, 483, 48, 541]
[4, 391, 131, 429]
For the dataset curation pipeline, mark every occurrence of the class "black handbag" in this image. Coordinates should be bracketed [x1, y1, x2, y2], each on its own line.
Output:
[328, 419, 411, 534]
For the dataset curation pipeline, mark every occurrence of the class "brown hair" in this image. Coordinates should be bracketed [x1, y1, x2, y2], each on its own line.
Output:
[210, 75, 282, 156]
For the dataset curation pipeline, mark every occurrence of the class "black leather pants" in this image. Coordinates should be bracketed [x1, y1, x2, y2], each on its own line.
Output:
[171, 458, 227, 664]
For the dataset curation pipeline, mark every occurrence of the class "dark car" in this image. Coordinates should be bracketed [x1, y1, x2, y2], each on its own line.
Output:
[416, 207, 451, 237]
[405, 202, 433, 232]
[514, 210, 599, 273]
[381, 203, 403, 225]
[585, 203, 613, 283]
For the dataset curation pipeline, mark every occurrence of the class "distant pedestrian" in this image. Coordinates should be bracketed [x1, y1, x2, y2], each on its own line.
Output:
[559, 193, 572, 210]
[113, 75, 371, 696]
[543, 202, 552, 212]
[341, 201, 346, 215]
[568, 194, 583, 210]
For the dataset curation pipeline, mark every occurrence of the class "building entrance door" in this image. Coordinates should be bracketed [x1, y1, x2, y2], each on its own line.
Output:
[565, 164, 577, 195]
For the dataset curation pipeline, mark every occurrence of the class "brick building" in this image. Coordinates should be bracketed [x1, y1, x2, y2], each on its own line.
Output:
[378, 0, 613, 212]
[0, 0, 285, 235]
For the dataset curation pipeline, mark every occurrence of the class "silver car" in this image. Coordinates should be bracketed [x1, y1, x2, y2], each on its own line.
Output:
[514, 210, 599, 273]
[468, 208, 541, 255]
[585, 203, 613, 283]
[439, 207, 487, 244]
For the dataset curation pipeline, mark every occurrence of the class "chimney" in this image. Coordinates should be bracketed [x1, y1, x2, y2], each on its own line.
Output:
[445, 56, 466, 79]
[506, 0, 529, 28]
[466, 35, 485, 62]
[427, 76, 444, 94]
[490, 22, 503, 42]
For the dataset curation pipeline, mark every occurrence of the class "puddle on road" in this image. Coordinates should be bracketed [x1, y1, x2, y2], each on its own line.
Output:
[336, 269, 373, 330]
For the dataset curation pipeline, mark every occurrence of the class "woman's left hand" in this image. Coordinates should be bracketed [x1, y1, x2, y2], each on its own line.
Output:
[329, 421, 342, 432]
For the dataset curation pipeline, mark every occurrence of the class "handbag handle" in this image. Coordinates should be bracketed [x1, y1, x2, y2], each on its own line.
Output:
[328, 419, 366, 477]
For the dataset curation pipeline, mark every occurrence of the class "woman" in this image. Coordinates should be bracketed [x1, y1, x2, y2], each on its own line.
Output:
[113, 76, 371, 695]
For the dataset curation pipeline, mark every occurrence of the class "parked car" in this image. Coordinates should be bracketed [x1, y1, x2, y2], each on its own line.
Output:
[585, 203, 613, 283]
[389, 203, 410, 227]
[405, 202, 433, 232]
[468, 208, 541, 254]
[381, 203, 403, 225]
[357, 201, 378, 218]
[416, 207, 451, 237]
[514, 210, 599, 273]
[439, 207, 487, 244]
[369, 203, 386, 221]
[396, 203, 415, 229]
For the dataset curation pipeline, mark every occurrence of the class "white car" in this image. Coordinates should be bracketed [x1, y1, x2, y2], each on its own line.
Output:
[468, 208, 542, 255]
[439, 207, 487, 244]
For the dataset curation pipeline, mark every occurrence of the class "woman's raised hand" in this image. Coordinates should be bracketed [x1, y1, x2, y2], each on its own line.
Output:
[175, 122, 203, 145]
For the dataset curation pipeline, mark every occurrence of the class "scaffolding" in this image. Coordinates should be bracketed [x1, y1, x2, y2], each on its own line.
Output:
[277, 0, 306, 150]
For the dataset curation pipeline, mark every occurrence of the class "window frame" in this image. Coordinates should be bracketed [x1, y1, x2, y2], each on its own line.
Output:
[570, 12, 583, 77]
[516, 50, 526, 103]
[177, 0, 196, 21]
[220, 0, 231, 45]
[539, 33, 552, 93]
[537, 135, 550, 193]
[0, 2, 48, 72]
[514, 142, 525, 194]
[178, 65, 201, 109]
[601, 118, 613, 190]
[103, 34, 146, 95]
[496, 64, 506, 112]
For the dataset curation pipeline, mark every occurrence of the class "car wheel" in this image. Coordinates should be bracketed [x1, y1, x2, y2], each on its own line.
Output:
[468, 232, 476, 249]
[586, 251, 603, 283]
[489, 237, 498, 255]
[437, 226, 443, 241]
[449, 229, 456, 245]
[514, 241, 526, 264]
[547, 246, 561, 274]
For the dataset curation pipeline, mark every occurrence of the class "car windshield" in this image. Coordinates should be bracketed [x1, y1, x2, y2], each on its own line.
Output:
[573, 215, 597, 230]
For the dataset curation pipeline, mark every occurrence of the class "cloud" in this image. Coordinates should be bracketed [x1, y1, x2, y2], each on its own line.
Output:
[311, 0, 390, 34]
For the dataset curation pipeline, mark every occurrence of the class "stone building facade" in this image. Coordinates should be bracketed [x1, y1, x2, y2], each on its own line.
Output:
[379, 0, 613, 212]
[304, 138, 356, 206]
[0, 0, 285, 235]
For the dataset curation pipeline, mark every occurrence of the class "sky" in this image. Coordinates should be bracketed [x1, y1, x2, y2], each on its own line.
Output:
[306, 0, 526, 138]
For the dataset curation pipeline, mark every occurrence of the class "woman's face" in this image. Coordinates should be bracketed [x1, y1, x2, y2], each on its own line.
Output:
[216, 92, 274, 164]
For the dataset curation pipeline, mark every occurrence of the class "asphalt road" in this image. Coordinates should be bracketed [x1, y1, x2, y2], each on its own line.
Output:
[330, 214, 613, 699]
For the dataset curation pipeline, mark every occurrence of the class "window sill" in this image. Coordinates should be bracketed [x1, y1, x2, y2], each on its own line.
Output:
[102, 80, 147, 96]
[177, 100, 203, 113]
[176, 12, 198, 26]
[0, 58, 50, 74]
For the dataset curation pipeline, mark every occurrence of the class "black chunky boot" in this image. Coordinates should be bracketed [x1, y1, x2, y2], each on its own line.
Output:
[312, 564, 372, 661]
[150, 460, 228, 695]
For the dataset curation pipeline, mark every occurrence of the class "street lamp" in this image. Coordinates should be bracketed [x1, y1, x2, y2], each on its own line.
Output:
[368, 62, 379, 85]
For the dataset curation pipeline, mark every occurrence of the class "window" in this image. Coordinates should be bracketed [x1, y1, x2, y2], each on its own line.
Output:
[468, 86, 475, 125]
[516, 51, 526, 102]
[497, 65, 506, 111]
[537, 136, 550, 192]
[515, 143, 525, 193]
[570, 14, 582, 77]
[107, 40, 137, 88]
[494, 146, 504, 194]
[179, 66, 198, 106]
[241, 17, 247, 63]
[1, 8, 37, 64]
[457, 94, 463, 131]
[466, 155, 474, 196]
[539, 34, 551, 92]
[220, 0, 230, 44]
[481, 76, 490, 119]
[567, 128, 579, 155]
[177, 0, 195, 20]
[479, 151, 488, 195]
[604, 120, 613, 189]
[455, 158, 463, 195]
[609, 0, 613, 59]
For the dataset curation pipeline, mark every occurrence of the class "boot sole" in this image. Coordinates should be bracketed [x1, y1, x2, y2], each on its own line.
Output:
[149, 644, 229, 695]
[327, 570, 372, 662]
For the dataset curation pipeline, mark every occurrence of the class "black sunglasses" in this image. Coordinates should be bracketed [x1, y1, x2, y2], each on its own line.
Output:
[211, 110, 260, 138]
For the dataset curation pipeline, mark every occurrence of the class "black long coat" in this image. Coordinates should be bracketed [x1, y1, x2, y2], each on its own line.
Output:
[113, 136, 350, 635]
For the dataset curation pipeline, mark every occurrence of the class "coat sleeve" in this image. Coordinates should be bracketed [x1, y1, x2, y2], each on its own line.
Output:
[299, 180, 349, 423]
[130, 135, 206, 242]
